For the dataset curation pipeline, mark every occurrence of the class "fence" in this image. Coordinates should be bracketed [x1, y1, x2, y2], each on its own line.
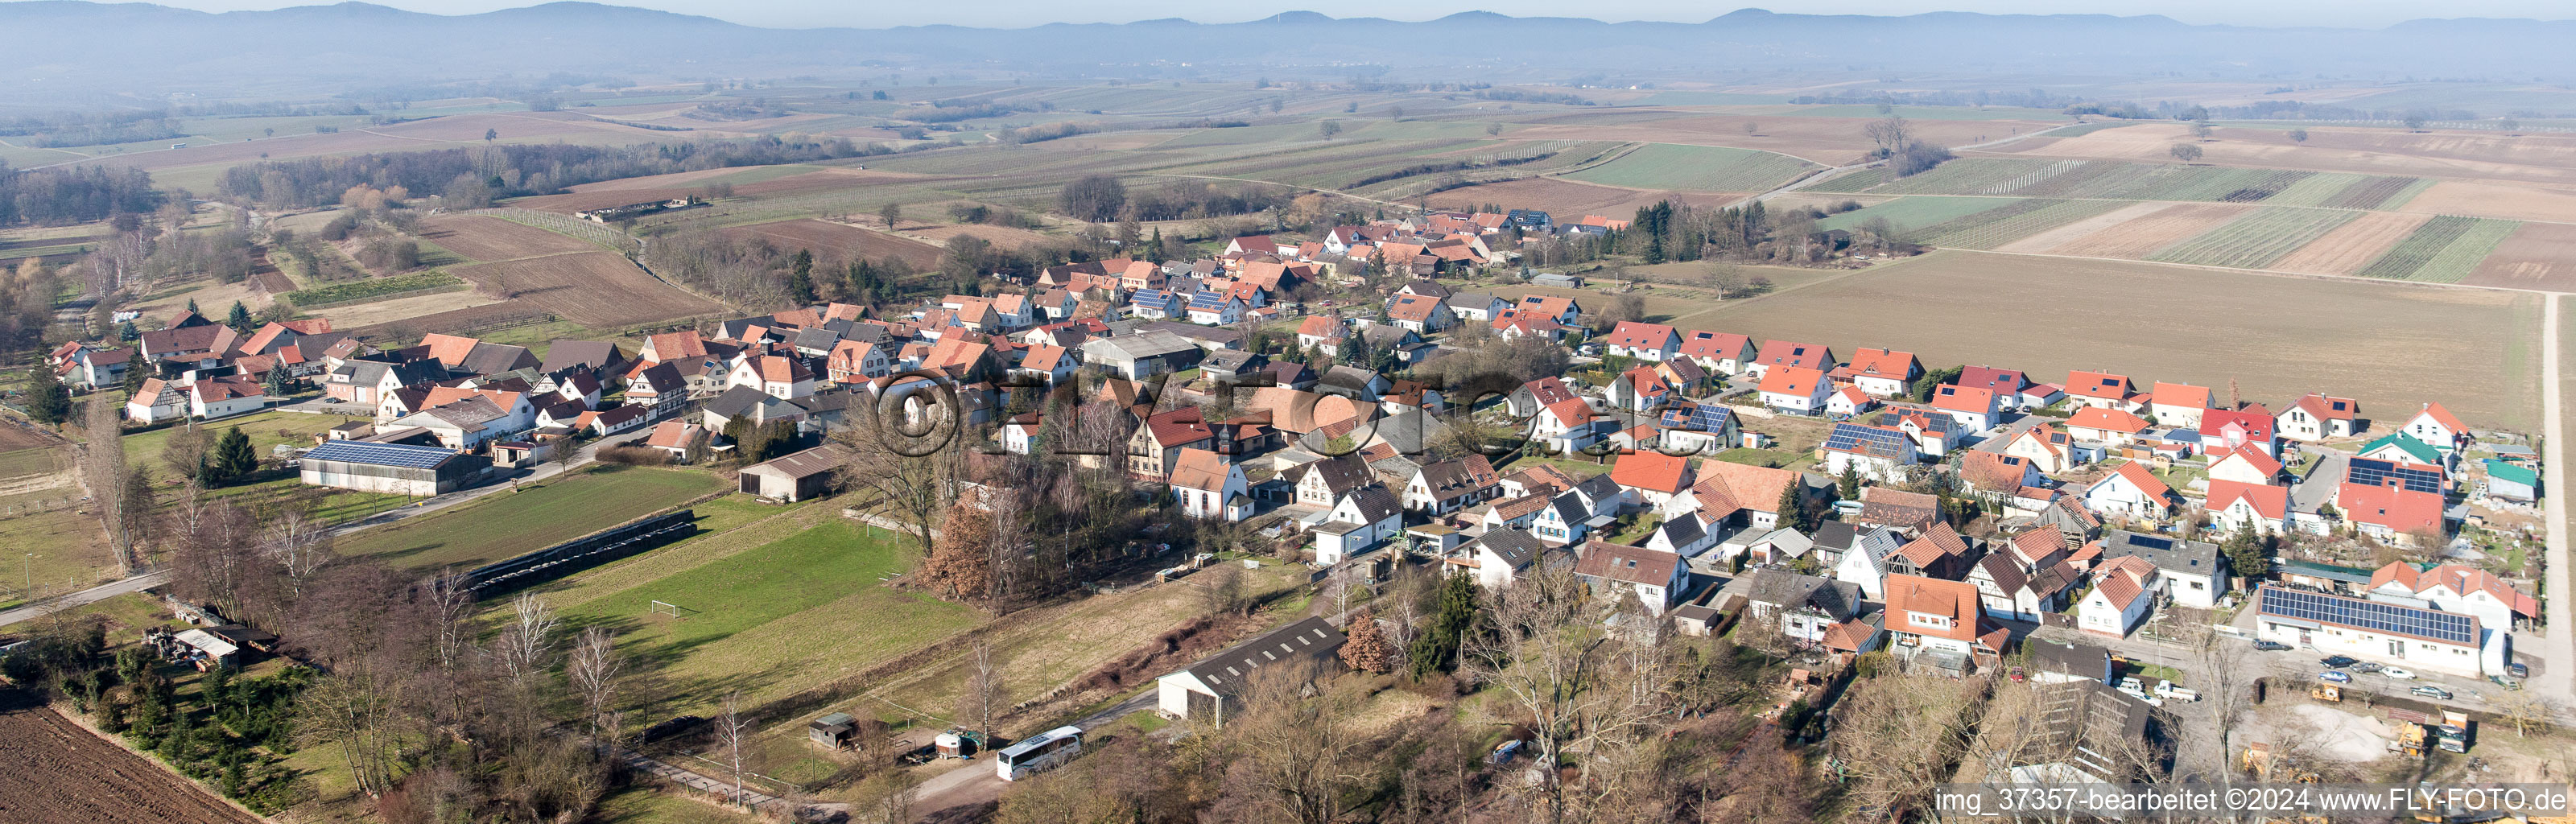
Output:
[464, 509, 697, 595]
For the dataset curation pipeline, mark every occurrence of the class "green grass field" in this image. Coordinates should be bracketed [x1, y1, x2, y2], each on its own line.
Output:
[1813, 157, 2430, 208]
[120, 410, 364, 479]
[2145, 207, 2361, 269]
[1920, 198, 2128, 249]
[336, 466, 725, 570]
[1564, 143, 1819, 192]
[1815, 196, 2017, 234]
[0, 446, 60, 480]
[561, 519, 983, 711]
[2355, 216, 2524, 282]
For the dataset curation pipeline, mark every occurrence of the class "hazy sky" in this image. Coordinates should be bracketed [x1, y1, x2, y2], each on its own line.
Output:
[39, 0, 2576, 29]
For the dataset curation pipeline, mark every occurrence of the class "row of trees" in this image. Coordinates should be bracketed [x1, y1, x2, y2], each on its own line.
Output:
[215, 138, 894, 208]
[0, 163, 163, 226]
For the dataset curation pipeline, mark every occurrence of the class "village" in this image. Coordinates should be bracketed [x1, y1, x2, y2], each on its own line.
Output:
[23, 195, 2561, 819]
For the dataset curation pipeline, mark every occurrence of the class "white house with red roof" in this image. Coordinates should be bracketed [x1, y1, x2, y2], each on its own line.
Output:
[1675, 331, 1757, 375]
[1884, 574, 2009, 672]
[2083, 462, 2178, 519]
[1513, 295, 1581, 325]
[2202, 480, 2290, 535]
[1294, 315, 1351, 356]
[2063, 370, 2140, 411]
[2004, 423, 2081, 473]
[1757, 365, 1831, 414]
[1533, 395, 1604, 454]
[1823, 385, 1874, 417]
[2146, 381, 2213, 428]
[2198, 407, 2278, 458]
[1834, 347, 1921, 398]
[1168, 448, 1252, 521]
[2205, 447, 2283, 485]
[2277, 393, 2360, 441]
[2064, 406, 2149, 447]
[1608, 451, 1695, 512]
[2334, 482, 2446, 545]
[1926, 384, 1998, 432]
[1602, 321, 1681, 362]
[2078, 555, 2160, 637]
[1747, 340, 1835, 380]
[2397, 402, 2471, 454]
[2368, 562, 2539, 630]
[1490, 310, 1567, 343]
[1606, 365, 1674, 412]
[728, 354, 817, 399]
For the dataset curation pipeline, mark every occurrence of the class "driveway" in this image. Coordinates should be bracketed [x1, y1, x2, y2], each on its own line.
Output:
[2288, 445, 2348, 515]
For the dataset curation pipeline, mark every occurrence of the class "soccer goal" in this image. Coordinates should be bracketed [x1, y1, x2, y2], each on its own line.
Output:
[650, 600, 698, 620]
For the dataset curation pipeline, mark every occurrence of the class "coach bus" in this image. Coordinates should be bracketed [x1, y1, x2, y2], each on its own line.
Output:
[994, 726, 1084, 781]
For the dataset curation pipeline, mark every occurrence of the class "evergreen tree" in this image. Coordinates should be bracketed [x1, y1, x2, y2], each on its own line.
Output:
[1406, 575, 1478, 679]
[1775, 478, 1802, 525]
[224, 301, 254, 333]
[122, 362, 148, 394]
[185, 299, 200, 316]
[2222, 521, 2272, 582]
[210, 426, 257, 485]
[117, 320, 140, 341]
[262, 365, 290, 397]
[1839, 464, 1863, 500]
[788, 249, 816, 303]
[24, 367, 70, 426]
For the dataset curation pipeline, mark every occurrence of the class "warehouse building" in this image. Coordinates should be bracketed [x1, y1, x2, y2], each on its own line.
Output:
[2252, 585, 2507, 678]
[298, 439, 491, 496]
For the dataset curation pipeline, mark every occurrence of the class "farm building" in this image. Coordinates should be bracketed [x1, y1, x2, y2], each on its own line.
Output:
[739, 444, 846, 501]
[1155, 616, 1346, 724]
[298, 439, 492, 496]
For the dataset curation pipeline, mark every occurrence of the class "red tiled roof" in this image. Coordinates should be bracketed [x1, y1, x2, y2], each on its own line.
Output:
[2106, 461, 2175, 501]
[2335, 482, 2443, 534]
[2066, 406, 2149, 435]
[1574, 542, 1681, 587]
[1608, 451, 1693, 493]
[1754, 340, 1831, 371]
[2066, 370, 2132, 400]
[1843, 347, 1916, 377]
[2412, 402, 2469, 435]
[1604, 321, 1678, 349]
[2288, 393, 2359, 422]
[2202, 480, 2289, 520]
[2371, 562, 2538, 617]
[1930, 384, 1994, 414]
[1883, 574, 1995, 646]
[1677, 330, 1752, 362]
[1757, 365, 1827, 396]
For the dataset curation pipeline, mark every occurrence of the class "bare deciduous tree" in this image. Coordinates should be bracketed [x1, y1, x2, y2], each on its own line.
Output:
[716, 691, 753, 806]
[260, 507, 331, 595]
[77, 398, 140, 575]
[493, 592, 559, 684]
[568, 626, 624, 739]
[1458, 567, 1677, 824]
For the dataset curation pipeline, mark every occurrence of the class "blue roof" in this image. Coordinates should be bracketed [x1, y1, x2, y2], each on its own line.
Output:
[2346, 457, 2444, 495]
[1659, 402, 1733, 433]
[1824, 422, 1910, 459]
[303, 439, 462, 468]
[2256, 585, 2475, 645]
[1131, 289, 1171, 306]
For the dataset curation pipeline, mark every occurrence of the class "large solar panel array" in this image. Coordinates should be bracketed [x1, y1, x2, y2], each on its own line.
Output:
[2257, 586, 2475, 645]
[303, 439, 460, 469]
[1823, 422, 1909, 458]
[1659, 402, 1732, 432]
[2346, 458, 2444, 495]
[1189, 291, 1231, 311]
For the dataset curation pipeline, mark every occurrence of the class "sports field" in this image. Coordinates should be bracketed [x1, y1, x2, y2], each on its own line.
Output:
[336, 466, 725, 570]
[1662, 250, 2542, 431]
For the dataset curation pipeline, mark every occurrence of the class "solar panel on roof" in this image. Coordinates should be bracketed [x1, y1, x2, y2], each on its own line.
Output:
[1659, 402, 1732, 432]
[2257, 587, 2475, 645]
[2346, 458, 2443, 494]
[303, 439, 457, 469]
[1823, 423, 1909, 458]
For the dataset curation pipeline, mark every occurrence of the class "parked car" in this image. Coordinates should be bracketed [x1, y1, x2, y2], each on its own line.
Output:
[2379, 667, 2417, 680]
[2321, 656, 2359, 669]
[2508, 661, 2530, 678]
[2153, 681, 2201, 702]
[2349, 661, 2384, 674]
[2252, 640, 2291, 651]
[2318, 671, 2352, 684]
[2410, 686, 2453, 700]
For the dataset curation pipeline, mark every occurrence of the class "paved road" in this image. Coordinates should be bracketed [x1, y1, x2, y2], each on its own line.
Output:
[0, 569, 171, 628]
[910, 690, 1162, 818]
[2540, 293, 2573, 704]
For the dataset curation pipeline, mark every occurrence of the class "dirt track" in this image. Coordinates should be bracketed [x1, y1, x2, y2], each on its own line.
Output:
[0, 691, 262, 824]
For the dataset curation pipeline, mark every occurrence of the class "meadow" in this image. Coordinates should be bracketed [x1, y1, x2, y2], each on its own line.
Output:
[1561, 143, 1821, 192]
[2355, 216, 2525, 283]
[336, 466, 725, 570]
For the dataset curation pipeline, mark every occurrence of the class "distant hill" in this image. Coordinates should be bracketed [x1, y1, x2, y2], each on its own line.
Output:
[2, 2, 2574, 105]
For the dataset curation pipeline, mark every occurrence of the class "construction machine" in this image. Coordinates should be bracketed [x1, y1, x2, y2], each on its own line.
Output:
[2310, 683, 2343, 702]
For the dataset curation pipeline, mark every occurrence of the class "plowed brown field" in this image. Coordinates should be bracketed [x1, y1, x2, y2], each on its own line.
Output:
[448, 251, 720, 328]
[416, 215, 597, 262]
[716, 219, 943, 269]
[1418, 177, 1740, 218]
[2271, 212, 2433, 275]
[511, 168, 930, 214]
[1507, 111, 2054, 165]
[909, 223, 1055, 251]
[1993, 202, 2165, 253]
[2043, 203, 2254, 258]
[2465, 223, 2576, 290]
[0, 691, 262, 824]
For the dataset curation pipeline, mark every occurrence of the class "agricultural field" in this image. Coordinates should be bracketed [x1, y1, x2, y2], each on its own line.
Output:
[2354, 216, 2525, 283]
[1562, 143, 1819, 193]
[2467, 223, 2576, 290]
[1997, 120, 2576, 189]
[449, 251, 723, 328]
[336, 466, 725, 570]
[1509, 110, 2059, 164]
[1814, 196, 2016, 234]
[415, 214, 601, 262]
[509, 167, 931, 215]
[1418, 177, 1740, 220]
[2143, 207, 2362, 270]
[2025, 203, 2247, 258]
[2401, 181, 2576, 223]
[1810, 156, 2430, 208]
[1918, 199, 2132, 249]
[716, 218, 945, 269]
[0, 692, 264, 824]
[2270, 212, 2434, 276]
[1675, 250, 2542, 430]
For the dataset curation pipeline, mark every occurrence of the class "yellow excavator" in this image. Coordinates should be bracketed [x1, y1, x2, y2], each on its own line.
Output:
[2243, 742, 2322, 783]
[2310, 683, 2343, 702]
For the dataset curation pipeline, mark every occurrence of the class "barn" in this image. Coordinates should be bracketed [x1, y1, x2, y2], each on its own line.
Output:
[1154, 616, 1345, 725]
[298, 439, 491, 496]
[738, 444, 846, 502]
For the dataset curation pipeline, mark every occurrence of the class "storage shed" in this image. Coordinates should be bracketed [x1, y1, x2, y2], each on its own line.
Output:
[298, 439, 490, 496]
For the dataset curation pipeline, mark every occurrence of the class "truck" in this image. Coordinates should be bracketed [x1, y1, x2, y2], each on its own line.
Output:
[2153, 680, 2200, 702]
[2436, 710, 2472, 754]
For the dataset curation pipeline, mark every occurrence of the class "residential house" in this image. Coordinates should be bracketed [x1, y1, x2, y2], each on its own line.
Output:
[1129, 407, 1216, 480]
[1490, 310, 1567, 343]
[2082, 463, 2179, 520]
[1574, 542, 1690, 615]
[1385, 294, 1452, 332]
[324, 358, 444, 406]
[1126, 289, 1184, 320]
[1603, 321, 1680, 362]
[1397, 456, 1502, 515]
[2064, 371, 2139, 410]
[2004, 423, 2079, 473]
[1169, 448, 1253, 521]
[2065, 406, 2150, 448]
[1605, 365, 1674, 413]
[2146, 381, 2213, 428]
[2206, 447, 2283, 485]
[2202, 480, 2291, 536]
[1741, 569, 1865, 648]
[1968, 543, 2080, 622]
[1809, 521, 1901, 571]
[1651, 401, 1738, 455]
[1930, 385, 2000, 433]
[1443, 292, 1506, 322]
[1530, 393, 1604, 455]
[2199, 407, 2279, 458]
[2277, 393, 2361, 441]
[1294, 315, 1351, 356]
[828, 340, 892, 383]
[1823, 385, 1872, 417]
[2334, 482, 2446, 545]
[1883, 574, 2008, 674]
[1956, 366, 2035, 410]
[1608, 451, 1694, 512]
[1957, 451, 2043, 499]
[1186, 290, 1247, 326]
[2359, 432, 2446, 468]
[2098, 529, 2227, 608]
[642, 420, 706, 462]
[1290, 454, 1376, 509]
[189, 377, 268, 419]
[1835, 348, 1921, 398]
[728, 355, 818, 399]
[1313, 488, 1405, 564]
[1675, 331, 1757, 375]
[1747, 340, 1834, 379]
[2368, 562, 2539, 631]
[1447, 528, 1552, 591]
[124, 377, 188, 422]
[1757, 365, 1831, 414]
[1886, 522, 1975, 580]
[1513, 295, 1582, 326]
[1822, 422, 1919, 482]
[2396, 402, 2471, 453]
